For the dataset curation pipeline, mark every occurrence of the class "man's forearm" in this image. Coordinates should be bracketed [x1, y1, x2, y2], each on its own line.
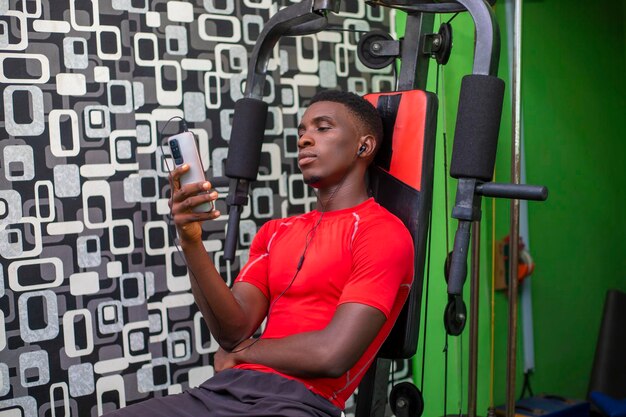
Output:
[180, 239, 251, 348]
[187, 268, 219, 335]
[233, 331, 349, 379]
[226, 303, 387, 378]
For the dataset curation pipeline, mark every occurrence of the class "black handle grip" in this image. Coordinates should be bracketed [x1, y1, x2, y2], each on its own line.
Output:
[450, 75, 505, 182]
[224, 98, 268, 181]
[476, 182, 548, 201]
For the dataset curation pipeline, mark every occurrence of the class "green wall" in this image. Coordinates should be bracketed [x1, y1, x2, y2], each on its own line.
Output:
[397, 0, 626, 414]
[493, 0, 626, 401]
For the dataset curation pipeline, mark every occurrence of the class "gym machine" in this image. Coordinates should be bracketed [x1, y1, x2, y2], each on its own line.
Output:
[220, 1, 548, 416]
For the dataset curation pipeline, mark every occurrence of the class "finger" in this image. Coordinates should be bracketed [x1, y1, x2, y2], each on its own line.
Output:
[176, 209, 222, 223]
[192, 190, 220, 212]
[172, 181, 212, 204]
[173, 209, 221, 226]
[168, 163, 189, 192]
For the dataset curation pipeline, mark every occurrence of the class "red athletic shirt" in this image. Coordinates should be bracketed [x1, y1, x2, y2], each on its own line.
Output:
[233, 198, 414, 409]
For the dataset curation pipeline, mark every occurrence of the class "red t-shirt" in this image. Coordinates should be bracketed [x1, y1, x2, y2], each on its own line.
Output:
[234, 198, 414, 409]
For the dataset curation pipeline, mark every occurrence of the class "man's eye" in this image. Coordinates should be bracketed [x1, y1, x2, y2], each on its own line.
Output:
[318, 126, 330, 132]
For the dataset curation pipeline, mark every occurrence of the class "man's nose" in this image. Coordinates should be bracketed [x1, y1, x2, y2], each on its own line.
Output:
[297, 132, 314, 149]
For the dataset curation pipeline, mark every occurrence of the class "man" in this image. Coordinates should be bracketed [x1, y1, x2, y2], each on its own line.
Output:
[106, 90, 414, 416]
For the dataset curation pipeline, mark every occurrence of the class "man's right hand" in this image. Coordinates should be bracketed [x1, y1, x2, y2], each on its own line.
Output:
[168, 164, 221, 244]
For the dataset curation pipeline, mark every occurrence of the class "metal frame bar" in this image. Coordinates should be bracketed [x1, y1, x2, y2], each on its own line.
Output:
[468, 221, 481, 417]
[506, 0, 524, 415]
[244, 0, 338, 98]
[397, 12, 434, 90]
[454, 0, 501, 76]
[366, 0, 497, 14]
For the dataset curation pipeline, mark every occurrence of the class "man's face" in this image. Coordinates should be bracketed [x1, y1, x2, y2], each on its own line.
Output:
[297, 101, 362, 188]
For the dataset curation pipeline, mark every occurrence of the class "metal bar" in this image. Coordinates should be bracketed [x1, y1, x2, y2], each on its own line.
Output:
[454, 0, 500, 75]
[397, 12, 434, 90]
[468, 220, 481, 417]
[244, 0, 330, 99]
[505, 0, 523, 415]
[365, 0, 497, 14]
[506, 0, 536, 378]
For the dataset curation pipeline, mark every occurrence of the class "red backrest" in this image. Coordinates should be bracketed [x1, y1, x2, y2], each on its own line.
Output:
[365, 90, 432, 191]
[364, 90, 438, 358]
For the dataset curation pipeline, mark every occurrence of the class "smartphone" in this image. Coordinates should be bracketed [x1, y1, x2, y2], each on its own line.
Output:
[167, 131, 214, 213]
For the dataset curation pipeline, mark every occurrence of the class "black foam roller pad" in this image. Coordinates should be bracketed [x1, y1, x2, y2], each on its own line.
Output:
[450, 75, 505, 181]
[225, 98, 269, 181]
[588, 289, 626, 397]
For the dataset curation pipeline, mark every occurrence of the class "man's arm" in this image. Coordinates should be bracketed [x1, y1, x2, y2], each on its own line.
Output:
[180, 239, 269, 350]
[169, 165, 268, 350]
[215, 302, 387, 379]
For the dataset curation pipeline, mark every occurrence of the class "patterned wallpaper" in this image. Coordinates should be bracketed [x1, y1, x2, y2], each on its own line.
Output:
[0, 1, 410, 415]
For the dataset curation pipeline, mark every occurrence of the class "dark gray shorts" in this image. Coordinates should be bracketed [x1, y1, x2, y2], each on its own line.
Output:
[103, 368, 342, 417]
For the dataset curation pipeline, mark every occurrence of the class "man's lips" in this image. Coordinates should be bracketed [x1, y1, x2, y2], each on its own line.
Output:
[298, 152, 316, 166]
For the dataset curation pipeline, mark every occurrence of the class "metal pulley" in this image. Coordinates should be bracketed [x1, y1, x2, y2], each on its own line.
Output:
[389, 382, 425, 417]
[357, 30, 399, 69]
[427, 22, 453, 65]
[444, 294, 467, 336]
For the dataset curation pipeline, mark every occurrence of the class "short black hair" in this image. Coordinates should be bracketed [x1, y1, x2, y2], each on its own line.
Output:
[308, 90, 383, 146]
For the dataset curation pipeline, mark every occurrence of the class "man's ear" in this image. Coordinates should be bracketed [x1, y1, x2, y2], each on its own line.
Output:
[357, 134, 376, 158]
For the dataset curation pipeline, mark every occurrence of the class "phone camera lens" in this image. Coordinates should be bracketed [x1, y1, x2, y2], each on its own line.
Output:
[169, 139, 182, 162]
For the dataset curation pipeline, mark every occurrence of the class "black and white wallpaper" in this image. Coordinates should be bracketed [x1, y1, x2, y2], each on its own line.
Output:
[0, 1, 410, 415]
